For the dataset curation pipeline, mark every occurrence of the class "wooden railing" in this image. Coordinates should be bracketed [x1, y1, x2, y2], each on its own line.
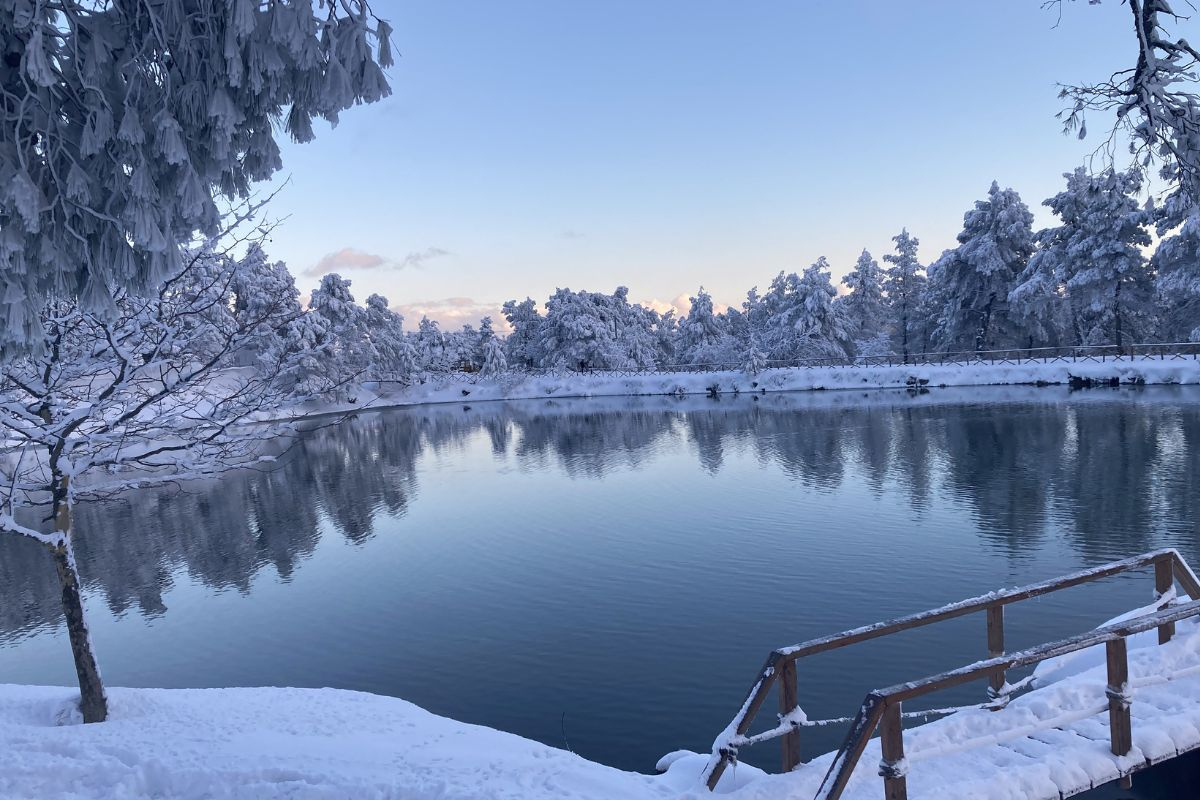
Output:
[702, 548, 1200, 796]
[377, 342, 1200, 384]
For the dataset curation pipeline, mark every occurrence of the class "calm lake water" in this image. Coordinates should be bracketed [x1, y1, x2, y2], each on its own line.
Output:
[3, 385, 1200, 797]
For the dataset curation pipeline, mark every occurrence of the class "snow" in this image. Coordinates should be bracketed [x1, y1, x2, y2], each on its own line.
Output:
[5, 614, 1200, 799]
[295, 356, 1200, 418]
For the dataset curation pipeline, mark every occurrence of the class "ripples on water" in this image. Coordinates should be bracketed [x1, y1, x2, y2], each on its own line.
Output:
[2, 385, 1199, 797]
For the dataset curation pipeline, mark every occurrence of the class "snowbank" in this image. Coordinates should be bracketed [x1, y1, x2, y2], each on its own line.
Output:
[298, 357, 1200, 417]
[4, 617, 1200, 799]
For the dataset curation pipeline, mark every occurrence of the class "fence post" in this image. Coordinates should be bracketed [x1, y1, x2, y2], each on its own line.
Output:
[986, 604, 1006, 704]
[1106, 638, 1133, 757]
[879, 700, 908, 800]
[1156, 557, 1176, 644]
[779, 659, 801, 772]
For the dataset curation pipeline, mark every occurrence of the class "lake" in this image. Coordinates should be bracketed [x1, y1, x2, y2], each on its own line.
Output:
[2, 385, 1199, 798]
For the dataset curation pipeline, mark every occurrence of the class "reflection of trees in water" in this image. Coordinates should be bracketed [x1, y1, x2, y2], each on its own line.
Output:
[938, 405, 1067, 549]
[2, 393, 1197, 638]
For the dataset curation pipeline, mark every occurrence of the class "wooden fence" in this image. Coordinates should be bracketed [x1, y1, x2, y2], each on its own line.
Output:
[701, 548, 1200, 799]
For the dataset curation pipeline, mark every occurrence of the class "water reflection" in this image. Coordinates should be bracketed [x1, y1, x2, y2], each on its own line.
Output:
[3, 387, 1200, 641]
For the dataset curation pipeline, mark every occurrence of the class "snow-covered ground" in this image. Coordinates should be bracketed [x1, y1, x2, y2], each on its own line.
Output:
[5, 615, 1200, 800]
[301, 357, 1200, 417]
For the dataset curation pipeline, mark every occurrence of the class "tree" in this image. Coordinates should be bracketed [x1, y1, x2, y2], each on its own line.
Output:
[788, 259, 854, 359]
[1011, 168, 1153, 347]
[1057, 1, 1200, 211]
[929, 183, 1036, 352]
[501, 299, 544, 369]
[306, 274, 369, 394]
[882, 229, 926, 360]
[480, 336, 508, 378]
[838, 249, 889, 356]
[363, 294, 412, 380]
[537, 287, 633, 370]
[1152, 206, 1200, 342]
[0, 0, 394, 352]
[0, 240, 305, 723]
[677, 288, 737, 365]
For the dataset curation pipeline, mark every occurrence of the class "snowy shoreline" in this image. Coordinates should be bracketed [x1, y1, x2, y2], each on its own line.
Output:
[5, 616, 1200, 799]
[297, 357, 1200, 419]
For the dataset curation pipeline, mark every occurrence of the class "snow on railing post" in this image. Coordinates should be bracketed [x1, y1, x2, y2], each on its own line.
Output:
[985, 604, 1006, 706]
[1155, 555, 1176, 644]
[1105, 638, 1133, 757]
[778, 658, 801, 772]
[878, 700, 908, 800]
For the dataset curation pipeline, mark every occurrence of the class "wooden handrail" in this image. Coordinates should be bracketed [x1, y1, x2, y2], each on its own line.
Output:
[814, 598, 1200, 800]
[703, 549, 1199, 791]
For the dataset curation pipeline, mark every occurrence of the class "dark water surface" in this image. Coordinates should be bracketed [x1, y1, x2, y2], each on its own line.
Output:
[3, 385, 1200, 797]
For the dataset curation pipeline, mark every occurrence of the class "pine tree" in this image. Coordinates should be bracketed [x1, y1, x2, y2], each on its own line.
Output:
[1152, 197, 1200, 342]
[838, 249, 889, 355]
[789, 258, 854, 359]
[929, 182, 1036, 352]
[882, 229, 927, 360]
[0, 0, 394, 352]
[363, 294, 409, 380]
[1011, 168, 1153, 347]
[501, 298, 544, 369]
[677, 288, 737, 365]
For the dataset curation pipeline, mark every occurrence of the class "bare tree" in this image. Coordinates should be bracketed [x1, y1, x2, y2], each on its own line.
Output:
[0, 220, 325, 723]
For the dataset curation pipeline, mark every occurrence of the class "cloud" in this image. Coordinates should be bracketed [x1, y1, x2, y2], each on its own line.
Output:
[641, 293, 729, 319]
[392, 297, 511, 333]
[560, 229, 586, 240]
[399, 246, 451, 269]
[304, 247, 387, 276]
[303, 246, 450, 277]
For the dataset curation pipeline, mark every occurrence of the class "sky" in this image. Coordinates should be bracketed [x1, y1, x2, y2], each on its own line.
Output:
[266, 1, 1140, 331]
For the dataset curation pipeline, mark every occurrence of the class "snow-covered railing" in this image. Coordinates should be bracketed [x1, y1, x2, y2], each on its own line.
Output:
[702, 548, 1200, 796]
[376, 342, 1200, 384]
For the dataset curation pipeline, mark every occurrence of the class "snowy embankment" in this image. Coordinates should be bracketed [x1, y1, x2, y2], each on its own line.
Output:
[303, 357, 1200, 416]
[5, 617, 1200, 800]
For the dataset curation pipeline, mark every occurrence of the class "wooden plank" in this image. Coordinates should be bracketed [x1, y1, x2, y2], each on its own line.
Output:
[987, 604, 1006, 701]
[879, 701, 908, 800]
[1156, 557, 1176, 644]
[776, 550, 1177, 663]
[880, 599, 1200, 703]
[815, 694, 886, 800]
[704, 654, 779, 790]
[778, 659, 801, 772]
[1106, 638, 1132, 756]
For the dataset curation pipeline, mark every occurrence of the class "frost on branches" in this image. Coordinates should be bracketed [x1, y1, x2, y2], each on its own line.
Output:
[0, 237, 311, 724]
[928, 182, 1036, 352]
[882, 229, 927, 360]
[1012, 168, 1153, 348]
[0, 0, 393, 353]
[838, 249, 890, 356]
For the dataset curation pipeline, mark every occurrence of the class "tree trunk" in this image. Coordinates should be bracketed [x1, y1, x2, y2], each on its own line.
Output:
[50, 482, 108, 723]
[1113, 281, 1124, 349]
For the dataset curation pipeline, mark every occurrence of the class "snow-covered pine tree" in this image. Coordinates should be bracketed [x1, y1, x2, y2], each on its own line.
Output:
[838, 249, 889, 355]
[1152, 195, 1200, 342]
[882, 229, 927, 360]
[789, 258, 854, 359]
[306, 274, 369, 395]
[479, 335, 508, 378]
[229, 245, 304, 369]
[363, 294, 409, 380]
[415, 317, 449, 375]
[0, 0, 394, 352]
[677, 288, 737, 365]
[928, 183, 1036, 352]
[501, 298, 544, 369]
[1011, 168, 1153, 347]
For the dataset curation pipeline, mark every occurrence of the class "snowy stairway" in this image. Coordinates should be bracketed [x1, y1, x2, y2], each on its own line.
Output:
[701, 549, 1200, 799]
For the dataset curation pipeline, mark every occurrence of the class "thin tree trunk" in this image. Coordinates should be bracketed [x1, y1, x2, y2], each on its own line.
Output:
[50, 480, 108, 723]
[1114, 280, 1124, 349]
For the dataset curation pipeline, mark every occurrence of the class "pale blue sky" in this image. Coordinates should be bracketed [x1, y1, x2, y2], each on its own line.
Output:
[269, 1, 1135, 328]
